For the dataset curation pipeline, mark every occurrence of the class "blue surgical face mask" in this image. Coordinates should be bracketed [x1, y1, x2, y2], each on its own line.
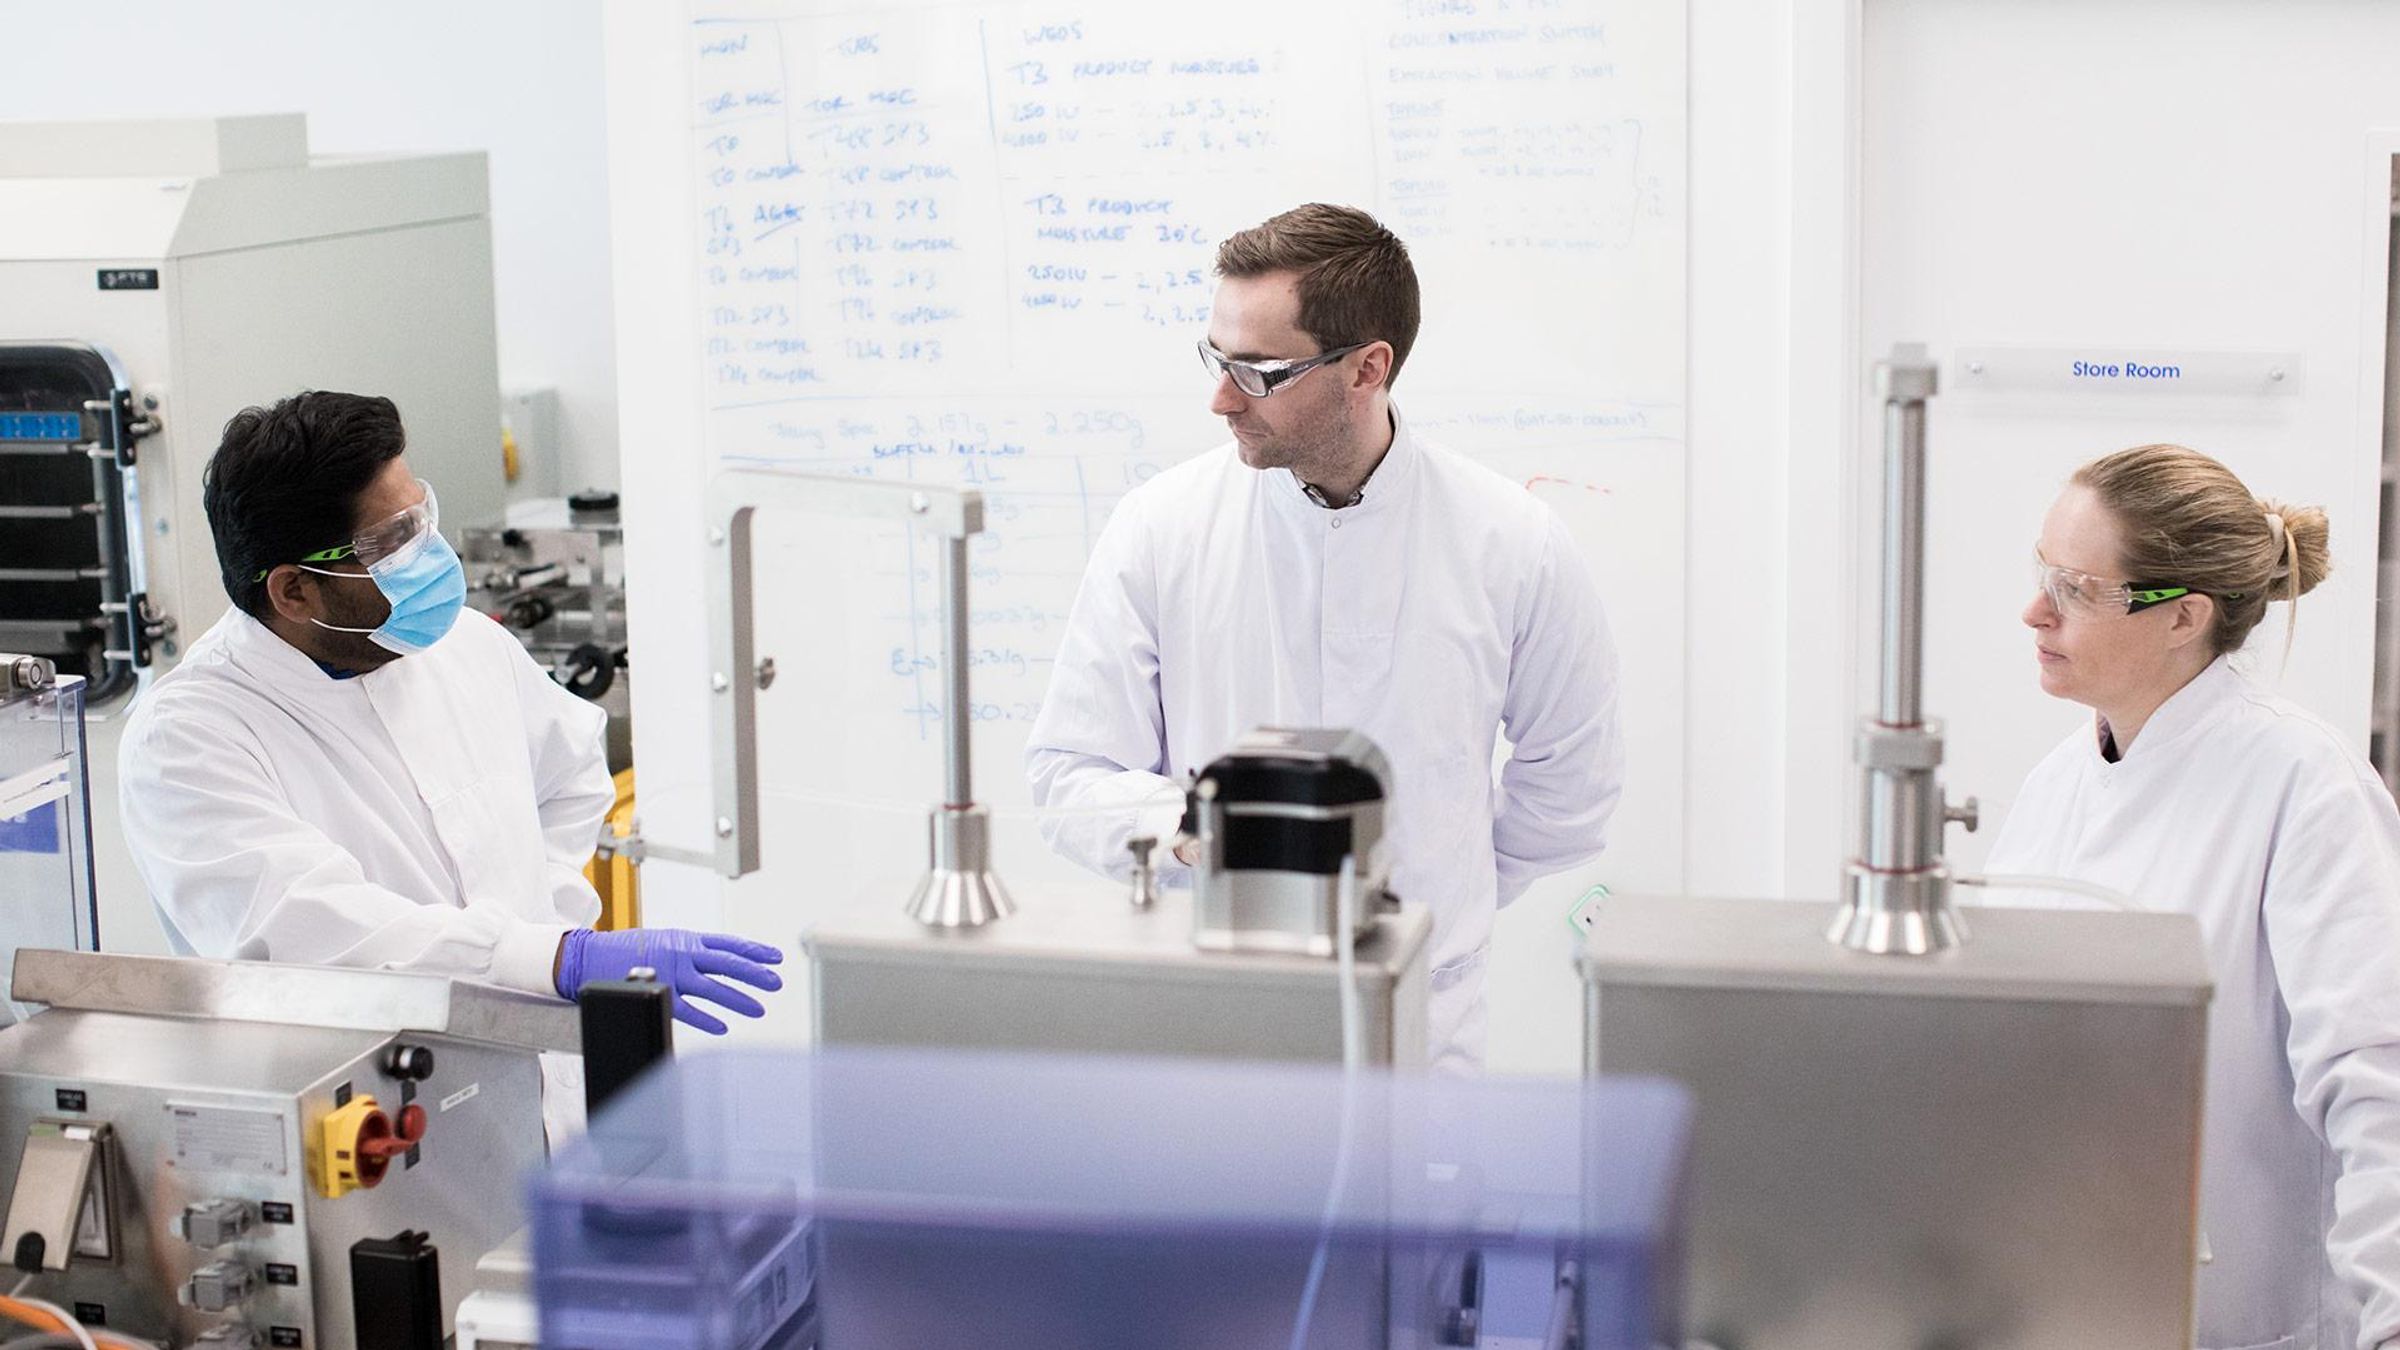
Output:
[301, 531, 468, 655]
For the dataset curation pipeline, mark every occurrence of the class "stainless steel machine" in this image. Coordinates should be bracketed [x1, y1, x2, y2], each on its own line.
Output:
[461, 493, 631, 774]
[0, 951, 569, 1350]
[673, 470, 1432, 1066]
[811, 724, 1429, 1064]
[1581, 346, 2213, 1348]
[1188, 727, 1394, 956]
[0, 111, 512, 955]
[809, 888, 1430, 1065]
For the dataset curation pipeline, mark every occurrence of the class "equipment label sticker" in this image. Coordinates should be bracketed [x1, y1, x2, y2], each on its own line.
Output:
[166, 1104, 288, 1175]
[439, 1082, 479, 1113]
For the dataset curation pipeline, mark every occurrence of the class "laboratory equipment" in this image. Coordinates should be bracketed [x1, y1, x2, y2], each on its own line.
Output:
[1188, 727, 1394, 956]
[531, 1045, 1692, 1349]
[461, 492, 630, 773]
[810, 723, 1430, 1064]
[689, 471, 1434, 1064]
[810, 887, 1431, 1065]
[1580, 345, 2213, 1348]
[1, 112, 511, 954]
[0, 950, 570, 1349]
[0, 655, 99, 1023]
[692, 471, 1009, 925]
[1830, 344, 1979, 955]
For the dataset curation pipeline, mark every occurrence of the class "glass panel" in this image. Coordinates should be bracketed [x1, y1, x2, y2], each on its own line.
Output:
[534, 1046, 1690, 1348]
[0, 675, 98, 1024]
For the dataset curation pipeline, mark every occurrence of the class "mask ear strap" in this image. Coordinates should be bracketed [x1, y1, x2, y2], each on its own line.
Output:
[297, 565, 383, 634]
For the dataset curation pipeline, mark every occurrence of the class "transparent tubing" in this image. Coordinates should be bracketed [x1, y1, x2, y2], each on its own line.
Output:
[1955, 873, 2142, 912]
[1284, 853, 1365, 1350]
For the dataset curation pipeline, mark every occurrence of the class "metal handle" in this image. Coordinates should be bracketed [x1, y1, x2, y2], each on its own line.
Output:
[703, 471, 984, 878]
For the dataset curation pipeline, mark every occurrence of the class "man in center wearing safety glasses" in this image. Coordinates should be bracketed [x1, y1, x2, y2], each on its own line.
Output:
[118, 393, 784, 1131]
[1026, 204, 1626, 1072]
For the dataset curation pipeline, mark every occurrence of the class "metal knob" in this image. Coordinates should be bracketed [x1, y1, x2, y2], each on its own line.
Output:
[1, 654, 54, 695]
[1127, 835, 1160, 911]
[1946, 795, 1981, 833]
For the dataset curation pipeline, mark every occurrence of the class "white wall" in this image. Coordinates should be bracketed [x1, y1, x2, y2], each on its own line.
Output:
[1686, 0, 1867, 902]
[1, 1, 620, 494]
[1860, 0, 2400, 871]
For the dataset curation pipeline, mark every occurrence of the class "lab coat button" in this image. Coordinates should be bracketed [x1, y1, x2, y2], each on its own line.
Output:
[1330, 517, 1344, 529]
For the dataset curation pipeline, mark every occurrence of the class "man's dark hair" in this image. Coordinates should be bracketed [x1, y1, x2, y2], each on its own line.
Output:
[204, 392, 406, 618]
[1214, 203, 1421, 387]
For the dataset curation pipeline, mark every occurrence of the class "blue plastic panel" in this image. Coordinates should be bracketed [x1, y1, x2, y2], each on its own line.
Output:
[532, 1047, 1688, 1349]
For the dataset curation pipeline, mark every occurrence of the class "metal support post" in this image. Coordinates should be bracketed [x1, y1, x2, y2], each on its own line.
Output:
[699, 470, 1012, 928]
[1830, 344, 1977, 955]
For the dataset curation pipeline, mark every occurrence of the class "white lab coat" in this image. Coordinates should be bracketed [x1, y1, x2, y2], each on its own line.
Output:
[1025, 410, 1626, 1070]
[1984, 657, 2400, 1350]
[118, 607, 612, 995]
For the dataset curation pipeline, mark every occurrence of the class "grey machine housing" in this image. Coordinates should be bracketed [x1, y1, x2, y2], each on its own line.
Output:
[0, 950, 570, 1350]
[811, 725, 1429, 1067]
[1582, 896, 2210, 1348]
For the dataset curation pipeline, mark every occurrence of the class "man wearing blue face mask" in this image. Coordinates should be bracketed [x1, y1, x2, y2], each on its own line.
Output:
[118, 392, 784, 1047]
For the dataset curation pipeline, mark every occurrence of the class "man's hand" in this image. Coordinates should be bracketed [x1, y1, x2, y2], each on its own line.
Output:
[1173, 837, 1199, 867]
[554, 928, 785, 1034]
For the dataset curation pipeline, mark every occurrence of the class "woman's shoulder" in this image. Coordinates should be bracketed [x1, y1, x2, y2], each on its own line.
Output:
[2214, 672, 2391, 809]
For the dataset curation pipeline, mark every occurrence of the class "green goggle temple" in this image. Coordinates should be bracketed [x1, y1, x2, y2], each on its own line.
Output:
[252, 543, 359, 582]
[2126, 583, 2251, 613]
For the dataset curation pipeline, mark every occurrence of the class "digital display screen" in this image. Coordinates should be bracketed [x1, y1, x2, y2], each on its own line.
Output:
[0, 413, 81, 441]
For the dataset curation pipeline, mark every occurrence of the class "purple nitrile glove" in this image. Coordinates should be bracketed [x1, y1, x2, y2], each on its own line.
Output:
[555, 928, 785, 1035]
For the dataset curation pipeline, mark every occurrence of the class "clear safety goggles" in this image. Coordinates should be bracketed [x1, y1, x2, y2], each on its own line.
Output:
[256, 480, 440, 580]
[2032, 550, 2193, 618]
[1197, 338, 1368, 398]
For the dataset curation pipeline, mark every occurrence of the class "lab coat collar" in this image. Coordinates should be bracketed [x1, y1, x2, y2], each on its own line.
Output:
[2095, 655, 2243, 764]
[1274, 404, 1418, 520]
[221, 608, 371, 701]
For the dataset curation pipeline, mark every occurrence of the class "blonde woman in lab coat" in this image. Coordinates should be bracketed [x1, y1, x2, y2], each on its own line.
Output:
[1987, 444, 2400, 1350]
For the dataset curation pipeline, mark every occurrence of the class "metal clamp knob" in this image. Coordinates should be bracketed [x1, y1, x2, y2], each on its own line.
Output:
[1127, 835, 1160, 911]
[1945, 795, 1981, 834]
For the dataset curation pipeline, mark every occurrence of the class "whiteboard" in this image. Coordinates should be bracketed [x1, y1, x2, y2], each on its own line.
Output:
[610, 0, 1688, 1058]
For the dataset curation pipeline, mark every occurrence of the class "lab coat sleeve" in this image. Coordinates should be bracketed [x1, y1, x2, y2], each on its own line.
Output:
[1024, 495, 1189, 884]
[1490, 512, 1625, 904]
[509, 640, 615, 920]
[119, 708, 572, 995]
[2259, 757, 2400, 1345]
